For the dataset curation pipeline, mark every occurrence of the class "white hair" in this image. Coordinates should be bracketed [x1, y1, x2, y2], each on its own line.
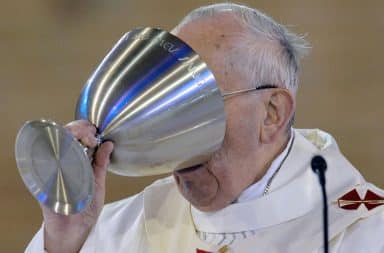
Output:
[173, 2, 310, 95]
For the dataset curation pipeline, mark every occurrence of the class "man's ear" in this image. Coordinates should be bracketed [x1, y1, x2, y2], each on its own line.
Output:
[260, 89, 295, 144]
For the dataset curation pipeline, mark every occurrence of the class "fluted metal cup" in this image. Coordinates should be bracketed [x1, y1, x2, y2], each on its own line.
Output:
[15, 27, 226, 215]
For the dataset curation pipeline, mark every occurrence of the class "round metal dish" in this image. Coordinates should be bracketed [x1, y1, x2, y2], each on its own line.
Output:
[15, 119, 94, 215]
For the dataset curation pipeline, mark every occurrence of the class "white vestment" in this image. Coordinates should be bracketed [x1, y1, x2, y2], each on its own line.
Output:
[25, 129, 384, 253]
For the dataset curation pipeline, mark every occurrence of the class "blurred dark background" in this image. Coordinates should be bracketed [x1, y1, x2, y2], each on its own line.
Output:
[1, 1, 383, 252]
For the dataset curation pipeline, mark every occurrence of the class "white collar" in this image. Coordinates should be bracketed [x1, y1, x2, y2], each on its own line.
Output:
[191, 131, 294, 231]
[189, 129, 362, 233]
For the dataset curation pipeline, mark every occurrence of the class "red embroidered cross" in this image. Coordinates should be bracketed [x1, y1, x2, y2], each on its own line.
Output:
[337, 189, 384, 210]
[196, 249, 212, 253]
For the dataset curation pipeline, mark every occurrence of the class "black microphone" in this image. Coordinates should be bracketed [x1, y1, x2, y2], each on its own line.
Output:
[312, 155, 327, 185]
[311, 155, 329, 253]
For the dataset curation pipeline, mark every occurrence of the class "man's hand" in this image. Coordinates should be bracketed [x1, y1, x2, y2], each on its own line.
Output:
[42, 120, 114, 253]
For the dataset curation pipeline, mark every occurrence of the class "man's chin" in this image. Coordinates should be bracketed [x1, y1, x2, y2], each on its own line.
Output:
[172, 164, 221, 211]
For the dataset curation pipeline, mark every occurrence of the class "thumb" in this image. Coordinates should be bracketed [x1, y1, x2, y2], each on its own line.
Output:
[92, 141, 114, 187]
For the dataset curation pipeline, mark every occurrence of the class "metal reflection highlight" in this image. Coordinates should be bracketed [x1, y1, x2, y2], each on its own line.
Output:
[15, 120, 94, 215]
[76, 27, 226, 176]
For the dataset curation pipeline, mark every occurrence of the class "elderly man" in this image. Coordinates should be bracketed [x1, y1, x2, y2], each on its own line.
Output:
[26, 3, 384, 253]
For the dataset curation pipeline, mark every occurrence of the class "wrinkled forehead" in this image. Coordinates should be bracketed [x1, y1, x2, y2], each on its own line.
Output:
[172, 13, 251, 91]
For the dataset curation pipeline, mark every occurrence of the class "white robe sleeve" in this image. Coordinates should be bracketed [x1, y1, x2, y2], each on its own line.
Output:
[25, 224, 47, 253]
[24, 191, 149, 253]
